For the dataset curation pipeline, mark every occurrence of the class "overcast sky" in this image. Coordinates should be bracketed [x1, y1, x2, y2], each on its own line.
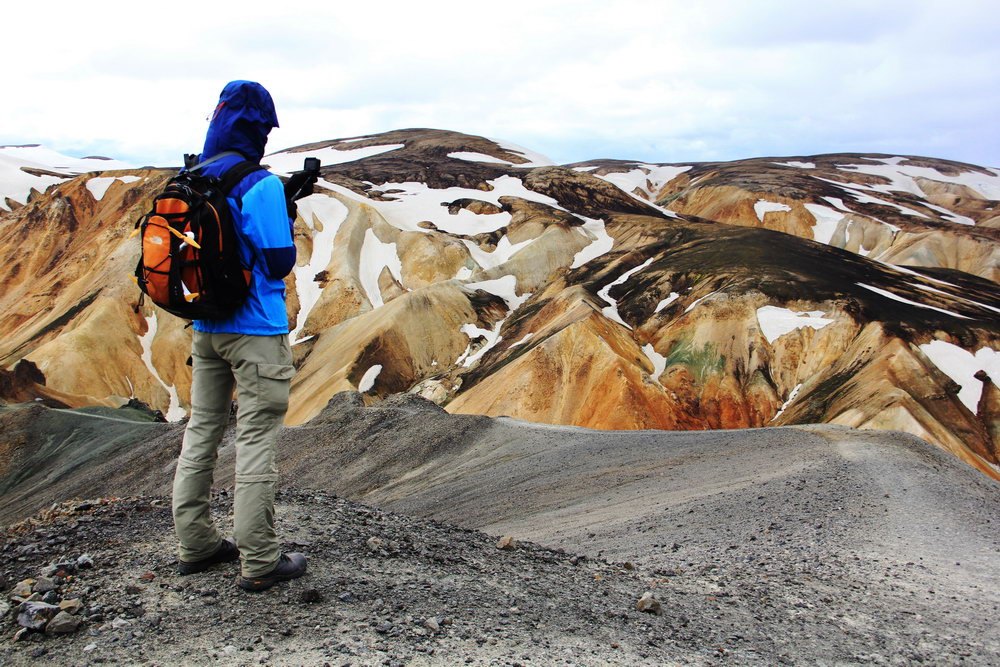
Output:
[3, 0, 998, 167]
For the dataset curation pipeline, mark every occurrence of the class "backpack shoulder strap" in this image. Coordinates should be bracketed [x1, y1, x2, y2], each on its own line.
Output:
[218, 160, 267, 197]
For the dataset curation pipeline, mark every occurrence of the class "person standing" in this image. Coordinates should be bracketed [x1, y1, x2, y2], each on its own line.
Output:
[171, 80, 313, 591]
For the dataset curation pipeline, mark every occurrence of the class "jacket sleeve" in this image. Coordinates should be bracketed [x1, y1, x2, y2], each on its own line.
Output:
[239, 173, 296, 279]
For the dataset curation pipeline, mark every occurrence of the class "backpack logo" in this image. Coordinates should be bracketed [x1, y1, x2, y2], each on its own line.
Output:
[133, 159, 261, 320]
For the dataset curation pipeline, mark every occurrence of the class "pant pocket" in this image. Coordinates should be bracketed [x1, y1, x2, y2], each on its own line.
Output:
[256, 363, 294, 415]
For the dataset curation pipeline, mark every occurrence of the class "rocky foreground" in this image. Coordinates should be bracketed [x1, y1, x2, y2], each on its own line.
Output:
[1, 395, 999, 665]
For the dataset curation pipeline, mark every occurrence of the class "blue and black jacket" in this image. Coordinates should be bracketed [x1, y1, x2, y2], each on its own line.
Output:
[191, 81, 295, 336]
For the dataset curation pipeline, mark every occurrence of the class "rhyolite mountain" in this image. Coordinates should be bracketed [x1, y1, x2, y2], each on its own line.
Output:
[0, 132, 997, 478]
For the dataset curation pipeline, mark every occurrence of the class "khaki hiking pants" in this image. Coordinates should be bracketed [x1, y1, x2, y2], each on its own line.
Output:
[172, 331, 294, 578]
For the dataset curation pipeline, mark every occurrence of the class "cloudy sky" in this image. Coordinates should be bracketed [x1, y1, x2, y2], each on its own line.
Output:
[3, 0, 998, 167]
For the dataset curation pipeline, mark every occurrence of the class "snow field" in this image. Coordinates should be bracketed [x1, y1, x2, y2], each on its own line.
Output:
[654, 292, 680, 313]
[919, 341, 1000, 413]
[464, 275, 531, 311]
[289, 194, 349, 343]
[773, 161, 815, 169]
[756, 306, 834, 344]
[0, 145, 131, 211]
[641, 343, 667, 383]
[803, 203, 845, 245]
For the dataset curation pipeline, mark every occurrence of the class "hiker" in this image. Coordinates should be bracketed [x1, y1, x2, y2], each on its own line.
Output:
[170, 80, 315, 591]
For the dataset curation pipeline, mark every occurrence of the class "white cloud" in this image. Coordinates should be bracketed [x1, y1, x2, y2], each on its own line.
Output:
[1, 0, 997, 167]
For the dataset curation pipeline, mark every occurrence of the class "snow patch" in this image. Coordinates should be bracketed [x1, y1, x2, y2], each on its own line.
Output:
[359, 228, 404, 309]
[754, 199, 792, 222]
[803, 203, 845, 245]
[684, 291, 718, 314]
[840, 161, 1000, 201]
[358, 364, 383, 393]
[290, 194, 349, 343]
[773, 161, 815, 169]
[922, 202, 976, 226]
[465, 275, 531, 311]
[756, 306, 834, 344]
[462, 236, 533, 270]
[138, 313, 185, 421]
[509, 332, 534, 348]
[489, 139, 555, 168]
[597, 258, 655, 329]
[642, 343, 667, 383]
[919, 341, 1000, 413]
[570, 217, 614, 268]
[596, 164, 691, 201]
[0, 145, 132, 211]
[448, 151, 516, 165]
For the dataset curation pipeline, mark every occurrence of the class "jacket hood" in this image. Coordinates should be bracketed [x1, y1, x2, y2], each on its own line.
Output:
[202, 80, 279, 163]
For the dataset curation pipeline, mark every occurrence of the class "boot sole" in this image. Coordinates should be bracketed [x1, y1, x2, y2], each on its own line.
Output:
[237, 570, 304, 592]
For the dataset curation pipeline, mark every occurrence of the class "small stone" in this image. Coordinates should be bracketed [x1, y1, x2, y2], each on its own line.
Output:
[497, 536, 517, 551]
[375, 621, 393, 634]
[222, 645, 238, 656]
[41, 591, 59, 605]
[17, 601, 60, 630]
[60, 598, 84, 615]
[77, 554, 95, 569]
[33, 577, 58, 594]
[423, 617, 441, 633]
[11, 579, 34, 599]
[30, 647, 48, 658]
[139, 572, 155, 582]
[13, 627, 30, 642]
[636, 591, 662, 615]
[111, 617, 132, 629]
[0, 601, 10, 619]
[337, 592, 356, 603]
[300, 589, 322, 603]
[622, 562, 635, 571]
[46, 610, 83, 634]
[366, 537, 386, 553]
[83, 643, 97, 653]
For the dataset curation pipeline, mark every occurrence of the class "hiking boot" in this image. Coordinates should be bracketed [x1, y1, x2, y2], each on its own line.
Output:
[177, 538, 239, 575]
[237, 552, 307, 592]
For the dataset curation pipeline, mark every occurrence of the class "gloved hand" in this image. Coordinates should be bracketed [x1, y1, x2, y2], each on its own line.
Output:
[284, 171, 318, 217]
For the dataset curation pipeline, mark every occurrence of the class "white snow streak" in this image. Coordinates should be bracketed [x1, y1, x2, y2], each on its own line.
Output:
[654, 292, 680, 313]
[290, 194, 349, 343]
[459, 321, 505, 367]
[597, 258, 655, 329]
[448, 151, 517, 165]
[773, 161, 815, 169]
[856, 283, 971, 320]
[772, 383, 803, 421]
[359, 228, 404, 309]
[138, 313, 185, 421]
[756, 306, 834, 344]
[919, 341, 1000, 413]
[462, 236, 533, 270]
[509, 332, 534, 348]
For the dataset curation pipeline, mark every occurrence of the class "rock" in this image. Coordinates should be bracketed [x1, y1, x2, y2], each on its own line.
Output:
[42, 561, 77, 578]
[13, 627, 30, 642]
[636, 591, 662, 615]
[424, 617, 441, 633]
[83, 643, 97, 653]
[497, 536, 517, 550]
[59, 598, 84, 615]
[17, 601, 60, 630]
[222, 645, 238, 656]
[46, 610, 83, 634]
[300, 588, 322, 603]
[11, 579, 34, 599]
[41, 590, 59, 604]
[32, 577, 57, 593]
[375, 621, 393, 634]
[337, 592, 356, 603]
[366, 537, 386, 553]
[111, 616, 132, 629]
[139, 571, 155, 582]
[77, 554, 94, 569]
[30, 647, 48, 658]
[0, 601, 10, 619]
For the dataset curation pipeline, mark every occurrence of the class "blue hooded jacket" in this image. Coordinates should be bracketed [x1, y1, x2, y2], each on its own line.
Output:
[192, 81, 296, 336]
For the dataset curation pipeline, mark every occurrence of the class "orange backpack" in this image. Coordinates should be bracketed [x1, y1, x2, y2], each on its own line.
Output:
[133, 158, 263, 320]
